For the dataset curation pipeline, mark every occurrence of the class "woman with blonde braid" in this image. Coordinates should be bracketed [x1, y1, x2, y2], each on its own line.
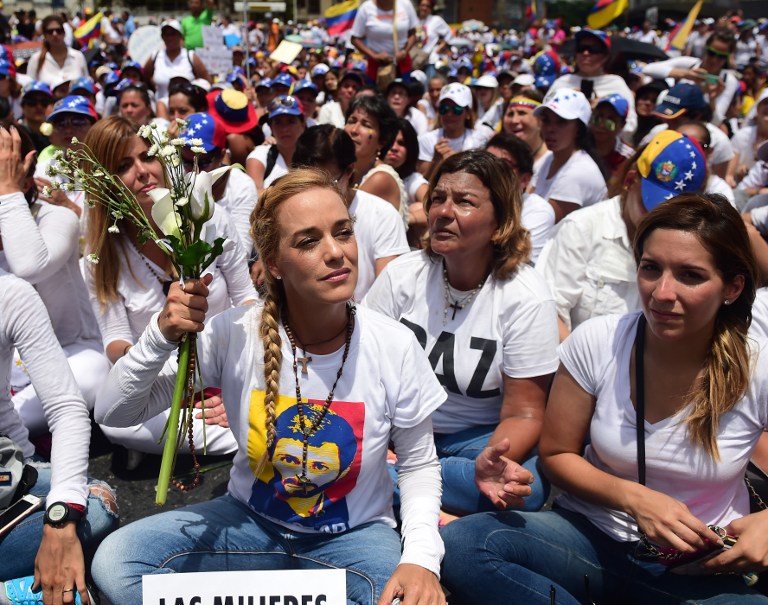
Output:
[91, 169, 448, 605]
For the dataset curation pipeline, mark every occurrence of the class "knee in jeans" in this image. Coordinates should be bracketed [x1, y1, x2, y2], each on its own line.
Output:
[88, 481, 119, 518]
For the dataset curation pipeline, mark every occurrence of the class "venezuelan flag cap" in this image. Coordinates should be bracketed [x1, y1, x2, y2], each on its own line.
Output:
[637, 130, 707, 211]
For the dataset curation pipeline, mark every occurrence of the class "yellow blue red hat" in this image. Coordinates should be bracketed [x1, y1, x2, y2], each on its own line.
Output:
[637, 130, 707, 211]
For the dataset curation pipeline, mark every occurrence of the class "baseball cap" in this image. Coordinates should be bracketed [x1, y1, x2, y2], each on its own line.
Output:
[121, 60, 143, 74]
[180, 112, 226, 152]
[438, 83, 473, 108]
[70, 77, 96, 96]
[473, 74, 499, 89]
[535, 89, 592, 126]
[22, 81, 53, 100]
[637, 130, 707, 211]
[256, 78, 273, 90]
[532, 50, 560, 89]
[596, 93, 629, 119]
[340, 70, 364, 86]
[272, 72, 295, 89]
[652, 83, 707, 120]
[574, 29, 612, 51]
[267, 95, 304, 121]
[311, 63, 330, 77]
[513, 74, 535, 87]
[291, 78, 318, 95]
[0, 59, 12, 76]
[45, 95, 99, 123]
[161, 19, 183, 35]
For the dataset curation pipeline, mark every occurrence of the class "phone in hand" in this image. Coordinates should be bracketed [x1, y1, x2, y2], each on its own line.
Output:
[668, 533, 737, 575]
[705, 74, 721, 86]
[0, 494, 42, 537]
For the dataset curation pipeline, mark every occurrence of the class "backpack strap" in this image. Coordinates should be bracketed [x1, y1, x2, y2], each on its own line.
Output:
[264, 145, 280, 180]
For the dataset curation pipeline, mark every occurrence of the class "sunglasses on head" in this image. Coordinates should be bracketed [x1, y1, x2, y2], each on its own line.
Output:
[706, 46, 730, 60]
[268, 95, 300, 112]
[45, 27, 64, 35]
[438, 102, 465, 116]
[590, 115, 618, 132]
[577, 44, 606, 55]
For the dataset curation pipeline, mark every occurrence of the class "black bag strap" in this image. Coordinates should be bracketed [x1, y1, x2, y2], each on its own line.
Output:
[264, 145, 280, 180]
[635, 314, 646, 486]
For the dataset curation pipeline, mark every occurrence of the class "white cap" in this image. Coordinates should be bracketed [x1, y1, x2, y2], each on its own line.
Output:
[512, 74, 535, 87]
[161, 19, 183, 34]
[191, 77, 211, 91]
[410, 70, 427, 84]
[535, 88, 592, 126]
[438, 83, 473, 108]
[473, 74, 499, 88]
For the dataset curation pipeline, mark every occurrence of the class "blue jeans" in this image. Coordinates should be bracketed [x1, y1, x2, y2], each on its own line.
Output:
[91, 494, 401, 605]
[0, 465, 119, 581]
[440, 507, 768, 605]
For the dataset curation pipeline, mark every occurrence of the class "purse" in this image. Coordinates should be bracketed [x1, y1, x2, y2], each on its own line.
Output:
[0, 433, 37, 514]
[376, 0, 398, 91]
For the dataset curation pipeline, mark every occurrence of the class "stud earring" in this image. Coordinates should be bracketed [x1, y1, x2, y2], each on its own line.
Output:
[723, 299, 731, 305]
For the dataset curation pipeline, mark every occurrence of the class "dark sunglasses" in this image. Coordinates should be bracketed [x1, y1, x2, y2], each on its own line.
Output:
[23, 97, 52, 107]
[438, 103, 465, 116]
[45, 27, 65, 35]
[577, 45, 607, 55]
[706, 46, 730, 60]
[51, 116, 91, 129]
[590, 115, 618, 132]
[182, 151, 220, 171]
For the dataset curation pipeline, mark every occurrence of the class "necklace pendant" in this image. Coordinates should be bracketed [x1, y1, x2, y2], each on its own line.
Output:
[297, 355, 312, 374]
[295, 472, 311, 494]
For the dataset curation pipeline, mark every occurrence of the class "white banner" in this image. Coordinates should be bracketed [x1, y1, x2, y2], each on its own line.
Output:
[143, 569, 346, 605]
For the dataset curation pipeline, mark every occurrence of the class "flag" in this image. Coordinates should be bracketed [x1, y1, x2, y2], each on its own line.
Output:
[669, 0, 703, 51]
[323, 1, 360, 38]
[526, 0, 539, 22]
[586, 0, 628, 30]
[74, 11, 102, 46]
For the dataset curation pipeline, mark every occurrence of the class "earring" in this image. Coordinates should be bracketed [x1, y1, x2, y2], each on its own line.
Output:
[275, 275, 282, 280]
[724, 299, 731, 305]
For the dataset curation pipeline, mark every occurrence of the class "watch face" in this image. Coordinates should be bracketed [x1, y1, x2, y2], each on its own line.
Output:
[47, 503, 68, 522]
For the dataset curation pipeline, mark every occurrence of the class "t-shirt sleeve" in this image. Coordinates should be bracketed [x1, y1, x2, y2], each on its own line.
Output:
[391, 331, 447, 427]
[361, 260, 399, 317]
[349, 2, 370, 38]
[558, 315, 618, 395]
[405, 0, 419, 30]
[546, 153, 607, 205]
[418, 131, 436, 162]
[371, 202, 409, 259]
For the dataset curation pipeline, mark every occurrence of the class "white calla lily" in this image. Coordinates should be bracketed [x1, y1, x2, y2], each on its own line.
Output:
[188, 165, 232, 223]
[149, 187, 182, 240]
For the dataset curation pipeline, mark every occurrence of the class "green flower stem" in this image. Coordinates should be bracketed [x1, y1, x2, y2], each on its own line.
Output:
[156, 335, 191, 506]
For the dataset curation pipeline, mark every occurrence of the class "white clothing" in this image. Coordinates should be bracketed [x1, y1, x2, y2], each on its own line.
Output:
[521, 192, 555, 264]
[417, 99, 437, 132]
[151, 48, 196, 105]
[403, 171, 428, 207]
[750, 288, 768, 341]
[740, 161, 768, 193]
[349, 190, 409, 301]
[364, 251, 559, 434]
[418, 14, 452, 55]
[359, 163, 409, 228]
[247, 144, 289, 190]
[548, 73, 638, 135]
[350, 0, 418, 57]
[556, 312, 768, 542]
[417, 127, 484, 163]
[641, 56, 740, 126]
[218, 167, 258, 253]
[730, 125, 764, 171]
[537, 196, 639, 331]
[96, 304, 446, 573]
[642, 122, 734, 167]
[318, 101, 346, 129]
[478, 98, 505, 132]
[405, 106, 429, 136]
[26, 48, 88, 88]
[706, 174, 735, 206]
[0, 270, 89, 506]
[750, 201, 768, 235]
[531, 150, 607, 208]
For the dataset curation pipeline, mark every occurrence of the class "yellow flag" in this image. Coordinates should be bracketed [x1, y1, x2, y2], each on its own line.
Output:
[586, 0, 628, 31]
[670, 0, 704, 51]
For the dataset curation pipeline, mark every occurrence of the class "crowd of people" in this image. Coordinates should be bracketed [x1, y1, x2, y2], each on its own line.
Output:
[2, 1, 768, 604]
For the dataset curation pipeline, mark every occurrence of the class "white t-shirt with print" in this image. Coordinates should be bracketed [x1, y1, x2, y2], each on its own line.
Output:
[349, 190, 409, 301]
[531, 150, 607, 207]
[556, 312, 768, 542]
[417, 128, 483, 163]
[350, 0, 419, 56]
[363, 250, 559, 434]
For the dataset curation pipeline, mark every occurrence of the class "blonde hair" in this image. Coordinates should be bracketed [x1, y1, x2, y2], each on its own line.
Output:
[249, 168, 347, 470]
[424, 150, 530, 280]
[83, 116, 144, 307]
[633, 193, 757, 460]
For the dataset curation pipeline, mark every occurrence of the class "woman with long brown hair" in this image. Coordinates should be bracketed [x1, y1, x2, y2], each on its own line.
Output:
[26, 15, 88, 88]
[91, 168, 447, 605]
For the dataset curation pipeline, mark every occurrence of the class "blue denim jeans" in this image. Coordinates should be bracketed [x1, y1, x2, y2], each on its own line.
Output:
[91, 494, 401, 605]
[0, 465, 119, 581]
[441, 506, 768, 605]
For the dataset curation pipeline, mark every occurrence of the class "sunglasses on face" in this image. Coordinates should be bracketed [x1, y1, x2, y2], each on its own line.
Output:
[590, 115, 618, 132]
[439, 103, 465, 116]
[45, 27, 64, 35]
[23, 97, 52, 107]
[182, 151, 220, 171]
[706, 46, 730, 60]
[577, 45, 606, 55]
[52, 116, 91, 129]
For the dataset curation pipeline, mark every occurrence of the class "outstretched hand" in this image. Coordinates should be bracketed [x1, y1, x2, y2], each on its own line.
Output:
[158, 274, 213, 342]
[0, 125, 36, 196]
[376, 563, 445, 605]
[475, 438, 534, 510]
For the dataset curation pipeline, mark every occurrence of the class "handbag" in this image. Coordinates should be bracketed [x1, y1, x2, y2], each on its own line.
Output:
[0, 433, 37, 514]
[376, 0, 398, 91]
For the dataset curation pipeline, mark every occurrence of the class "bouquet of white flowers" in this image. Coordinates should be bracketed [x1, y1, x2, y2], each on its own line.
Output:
[47, 121, 236, 505]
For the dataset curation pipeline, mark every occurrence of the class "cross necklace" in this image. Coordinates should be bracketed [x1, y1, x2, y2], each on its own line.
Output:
[282, 305, 355, 494]
[442, 263, 487, 323]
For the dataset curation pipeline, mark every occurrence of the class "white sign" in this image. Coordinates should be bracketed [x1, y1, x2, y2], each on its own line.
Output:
[196, 47, 234, 77]
[128, 25, 163, 67]
[234, 2, 288, 12]
[143, 569, 346, 605]
[202, 26, 225, 49]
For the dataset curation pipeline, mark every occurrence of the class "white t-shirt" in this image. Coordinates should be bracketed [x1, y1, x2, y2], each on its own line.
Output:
[363, 251, 560, 434]
[247, 144, 289, 190]
[318, 101, 346, 129]
[418, 14, 452, 55]
[359, 163, 409, 227]
[151, 48, 196, 105]
[417, 127, 484, 163]
[706, 174, 735, 206]
[349, 189, 409, 301]
[97, 303, 446, 573]
[350, 0, 419, 57]
[403, 171, 428, 207]
[521, 192, 555, 264]
[26, 47, 89, 88]
[531, 150, 607, 207]
[536, 196, 639, 331]
[750, 288, 768, 341]
[218, 167, 258, 253]
[556, 312, 768, 542]
[405, 106, 429, 136]
[730, 125, 761, 171]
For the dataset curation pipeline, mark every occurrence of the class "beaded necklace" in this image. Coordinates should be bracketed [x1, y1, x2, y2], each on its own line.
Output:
[128, 240, 175, 295]
[442, 263, 487, 323]
[282, 303, 355, 494]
